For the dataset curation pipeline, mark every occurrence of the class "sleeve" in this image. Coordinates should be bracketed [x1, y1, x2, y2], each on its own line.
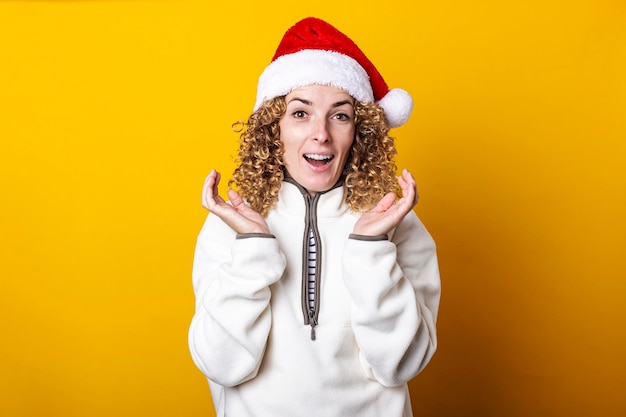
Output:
[341, 210, 440, 387]
[188, 213, 286, 387]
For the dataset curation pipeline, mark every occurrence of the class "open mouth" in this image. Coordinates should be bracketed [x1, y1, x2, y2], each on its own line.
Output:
[304, 153, 333, 167]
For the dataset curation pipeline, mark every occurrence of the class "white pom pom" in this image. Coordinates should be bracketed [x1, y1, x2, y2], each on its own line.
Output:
[377, 88, 413, 128]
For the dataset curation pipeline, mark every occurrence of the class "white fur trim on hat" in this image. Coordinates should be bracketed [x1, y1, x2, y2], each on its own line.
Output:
[254, 49, 374, 111]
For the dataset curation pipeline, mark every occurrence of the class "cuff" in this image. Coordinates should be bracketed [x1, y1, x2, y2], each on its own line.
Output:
[348, 233, 388, 241]
[236, 233, 276, 239]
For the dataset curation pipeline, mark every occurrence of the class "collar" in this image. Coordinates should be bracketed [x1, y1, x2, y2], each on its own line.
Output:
[274, 180, 350, 218]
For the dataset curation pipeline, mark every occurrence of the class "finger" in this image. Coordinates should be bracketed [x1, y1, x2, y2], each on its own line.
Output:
[398, 169, 414, 190]
[214, 171, 221, 191]
[201, 171, 213, 209]
[227, 189, 245, 210]
[202, 170, 215, 209]
[202, 169, 221, 210]
[405, 170, 419, 206]
[398, 169, 417, 207]
[374, 192, 397, 213]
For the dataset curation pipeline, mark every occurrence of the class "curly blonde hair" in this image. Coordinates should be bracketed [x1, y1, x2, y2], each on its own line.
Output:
[229, 96, 399, 216]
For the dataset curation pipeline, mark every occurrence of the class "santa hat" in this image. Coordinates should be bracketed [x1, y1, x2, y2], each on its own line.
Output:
[254, 17, 413, 128]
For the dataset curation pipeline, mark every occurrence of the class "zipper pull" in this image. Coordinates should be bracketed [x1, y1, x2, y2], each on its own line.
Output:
[308, 310, 317, 341]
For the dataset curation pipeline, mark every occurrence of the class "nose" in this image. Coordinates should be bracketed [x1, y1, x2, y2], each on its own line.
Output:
[311, 117, 331, 143]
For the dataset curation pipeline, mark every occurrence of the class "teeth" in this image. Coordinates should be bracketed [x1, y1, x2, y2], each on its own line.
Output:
[304, 154, 332, 161]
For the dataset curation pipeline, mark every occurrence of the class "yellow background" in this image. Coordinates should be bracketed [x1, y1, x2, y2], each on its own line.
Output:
[1, 1, 624, 416]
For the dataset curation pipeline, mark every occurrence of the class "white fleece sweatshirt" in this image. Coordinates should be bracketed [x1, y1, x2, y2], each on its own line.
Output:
[188, 180, 440, 417]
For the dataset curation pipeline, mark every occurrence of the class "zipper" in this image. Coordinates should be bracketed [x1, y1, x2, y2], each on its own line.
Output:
[302, 192, 322, 341]
[308, 309, 318, 341]
[283, 176, 343, 341]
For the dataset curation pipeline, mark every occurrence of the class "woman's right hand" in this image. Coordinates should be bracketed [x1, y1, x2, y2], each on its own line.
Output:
[202, 169, 271, 235]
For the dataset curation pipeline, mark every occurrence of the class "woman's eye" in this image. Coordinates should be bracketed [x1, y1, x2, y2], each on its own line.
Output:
[334, 113, 351, 121]
[293, 110, 306, 118]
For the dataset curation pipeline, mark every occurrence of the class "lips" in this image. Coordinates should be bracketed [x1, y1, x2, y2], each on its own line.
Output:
[304, 153, 334, 167]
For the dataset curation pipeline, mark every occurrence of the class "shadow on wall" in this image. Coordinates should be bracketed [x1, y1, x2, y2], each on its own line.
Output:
[407, 129, 564, 416]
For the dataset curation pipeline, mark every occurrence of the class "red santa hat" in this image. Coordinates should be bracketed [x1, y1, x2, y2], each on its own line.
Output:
[254, 17, 413, 128]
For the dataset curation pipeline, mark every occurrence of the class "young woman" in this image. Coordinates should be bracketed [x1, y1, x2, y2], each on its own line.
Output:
[189, 17, 441, 417]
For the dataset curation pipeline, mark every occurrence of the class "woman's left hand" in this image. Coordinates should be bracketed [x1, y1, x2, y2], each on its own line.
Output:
[352, 169, 419, 237]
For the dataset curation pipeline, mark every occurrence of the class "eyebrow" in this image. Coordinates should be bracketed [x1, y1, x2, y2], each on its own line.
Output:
[287, 97, 312, 106]
[287, 97, 354, 108]
[332, 100, 354, 108]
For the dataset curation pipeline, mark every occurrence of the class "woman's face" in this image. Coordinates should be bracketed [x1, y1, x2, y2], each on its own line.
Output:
[279, 84, 356, 194]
